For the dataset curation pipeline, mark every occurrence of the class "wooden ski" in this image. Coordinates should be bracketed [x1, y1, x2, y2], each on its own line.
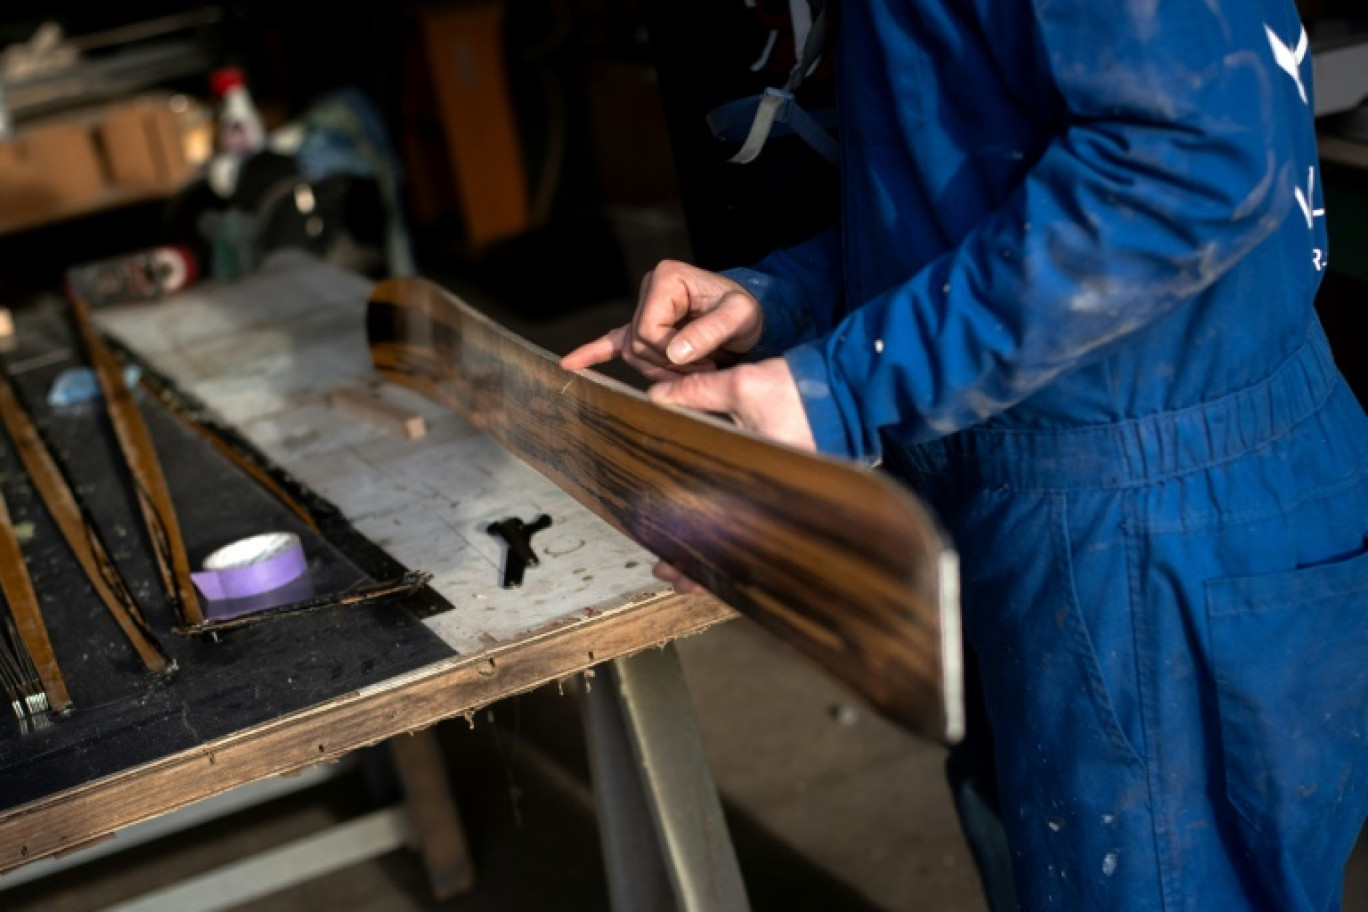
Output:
[0, 490, 71, 713]
[367, 278, 963, 742]
[0, 368, 169, 675]
[71, 297, 204, 627]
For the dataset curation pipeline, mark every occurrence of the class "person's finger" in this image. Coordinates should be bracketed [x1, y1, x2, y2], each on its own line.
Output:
[624, 358, 689, 383]
[560, 326, 628, 371]
[665, 291, 762, 365]
[649, 360, 818, 452]
[647, 370, 737, 416]
[653, 560, 705, 593]
[625, 325, 679, 368]
[628, 358, 716, 384]
[619, 336, 689, 378]
[635, 260, 719, 351]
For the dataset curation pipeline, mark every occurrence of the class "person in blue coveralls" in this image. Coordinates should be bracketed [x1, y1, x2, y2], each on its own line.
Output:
[563, 0, 1368, 909]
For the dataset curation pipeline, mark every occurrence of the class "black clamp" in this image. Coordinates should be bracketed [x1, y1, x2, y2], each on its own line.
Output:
[487, 514, 552, 588]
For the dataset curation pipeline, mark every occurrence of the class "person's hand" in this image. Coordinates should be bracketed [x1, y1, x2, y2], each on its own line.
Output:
[560, 260, 764, 382]
[645, 357, 816, 593]
[648, 357, 817, 452]
[651, 560, 706, 594]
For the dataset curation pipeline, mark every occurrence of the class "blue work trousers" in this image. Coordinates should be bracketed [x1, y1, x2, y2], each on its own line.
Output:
[889, 321, 1368, 910]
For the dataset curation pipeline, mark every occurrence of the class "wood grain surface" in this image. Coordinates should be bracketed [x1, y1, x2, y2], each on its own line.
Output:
[0, 369, 169, 675]
[367, 278, 962, 742]
[71, 297, 204, 628]
[0, 491, 70, 713]
[0, 589, 726, 871]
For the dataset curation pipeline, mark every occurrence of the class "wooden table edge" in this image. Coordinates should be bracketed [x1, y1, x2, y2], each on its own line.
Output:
[0, 592, 736, 872]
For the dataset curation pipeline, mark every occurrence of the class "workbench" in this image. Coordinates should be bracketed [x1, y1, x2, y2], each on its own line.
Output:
[0, 251, 743, 908]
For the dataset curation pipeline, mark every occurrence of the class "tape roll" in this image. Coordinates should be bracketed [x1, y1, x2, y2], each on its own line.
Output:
[191, 532, 308, 602]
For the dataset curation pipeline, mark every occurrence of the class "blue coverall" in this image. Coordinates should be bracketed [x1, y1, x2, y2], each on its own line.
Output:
[724, 0, 1368, 908]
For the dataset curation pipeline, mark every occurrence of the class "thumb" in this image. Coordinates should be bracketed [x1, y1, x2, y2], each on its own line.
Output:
[648, 371, 737, 417]
[665, 292, 761, 365]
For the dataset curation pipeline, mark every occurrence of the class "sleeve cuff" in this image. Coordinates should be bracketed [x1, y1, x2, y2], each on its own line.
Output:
[783, 342, 879, 464]
[722, 267, 814, 360]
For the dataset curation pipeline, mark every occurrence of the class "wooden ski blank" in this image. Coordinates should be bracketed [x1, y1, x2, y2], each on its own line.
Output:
[367, 278, 963, 742]
[71, 297, 203, 628]
[0, 369, 169, 675]
[0, 491, 71, 713]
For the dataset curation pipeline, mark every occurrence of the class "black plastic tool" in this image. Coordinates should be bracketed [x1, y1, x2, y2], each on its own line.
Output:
[487, 514, 552, 588]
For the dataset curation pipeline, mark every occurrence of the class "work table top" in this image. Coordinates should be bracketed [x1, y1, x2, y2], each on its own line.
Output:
[0, 250, 730, 873]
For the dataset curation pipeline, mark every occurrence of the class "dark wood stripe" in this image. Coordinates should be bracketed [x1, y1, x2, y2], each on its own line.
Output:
[366, 280, 958, 740]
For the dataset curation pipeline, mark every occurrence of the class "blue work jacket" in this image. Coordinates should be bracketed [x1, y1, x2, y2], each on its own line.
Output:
[729, 0, 1327, 460]
[726, 3, 1368, 909]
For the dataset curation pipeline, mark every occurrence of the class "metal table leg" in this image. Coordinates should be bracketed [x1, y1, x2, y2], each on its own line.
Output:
[582, 643, 750, 912]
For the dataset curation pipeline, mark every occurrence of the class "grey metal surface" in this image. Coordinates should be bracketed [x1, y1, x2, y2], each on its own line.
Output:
[583, 664, 679, 911]
[3, 41, 211, 123]
[1314, 36, 1368, 118]
[101, 807, 411, 912]
[583, 644, 750, 912]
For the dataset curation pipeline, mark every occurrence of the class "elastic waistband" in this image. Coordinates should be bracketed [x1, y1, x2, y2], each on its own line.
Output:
[896, 322, 1341, 492]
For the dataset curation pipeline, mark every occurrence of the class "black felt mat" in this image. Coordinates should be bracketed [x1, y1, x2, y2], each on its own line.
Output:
[0, 303, 455, 812]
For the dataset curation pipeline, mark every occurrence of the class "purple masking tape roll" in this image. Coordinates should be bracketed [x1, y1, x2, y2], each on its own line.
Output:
[192, 532, 308, 602]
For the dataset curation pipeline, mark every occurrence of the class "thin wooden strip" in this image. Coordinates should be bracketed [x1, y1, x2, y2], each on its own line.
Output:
[173, 572, 433, 635]
[70, 297, 203, 627]
[0, 369, 169, 674]
[133, 373, 321, 534]
[366, 278, 962, 742]
[0, 492, 71, 713]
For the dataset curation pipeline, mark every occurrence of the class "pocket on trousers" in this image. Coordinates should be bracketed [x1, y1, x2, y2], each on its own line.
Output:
[1205, 542, 1368, 835]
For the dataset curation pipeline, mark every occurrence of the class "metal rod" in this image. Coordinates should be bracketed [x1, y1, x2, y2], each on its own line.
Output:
[66, 8, 223, 53]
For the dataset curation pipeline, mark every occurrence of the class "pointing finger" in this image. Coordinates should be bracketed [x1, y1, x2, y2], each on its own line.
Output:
[560, 326, 628, 371]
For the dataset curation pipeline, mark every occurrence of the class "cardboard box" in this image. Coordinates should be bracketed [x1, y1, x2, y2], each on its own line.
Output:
[0, 120, 105, 220]
[0, 95, 191, 231]
[101, 98, 191, 189]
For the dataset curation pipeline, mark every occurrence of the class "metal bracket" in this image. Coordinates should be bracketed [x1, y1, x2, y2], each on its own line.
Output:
[581, 644, 750, 912]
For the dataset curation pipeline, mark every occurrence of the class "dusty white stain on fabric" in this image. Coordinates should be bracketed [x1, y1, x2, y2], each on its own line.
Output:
[1230, 147, 1277, 220]
[1064, 285, 1110, 316]
[1127, 0, 1160, 40]
[1103, 852, 1119, 877]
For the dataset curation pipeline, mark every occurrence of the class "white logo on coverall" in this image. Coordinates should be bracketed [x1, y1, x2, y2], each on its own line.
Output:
[1267, 23, 1326, 271]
